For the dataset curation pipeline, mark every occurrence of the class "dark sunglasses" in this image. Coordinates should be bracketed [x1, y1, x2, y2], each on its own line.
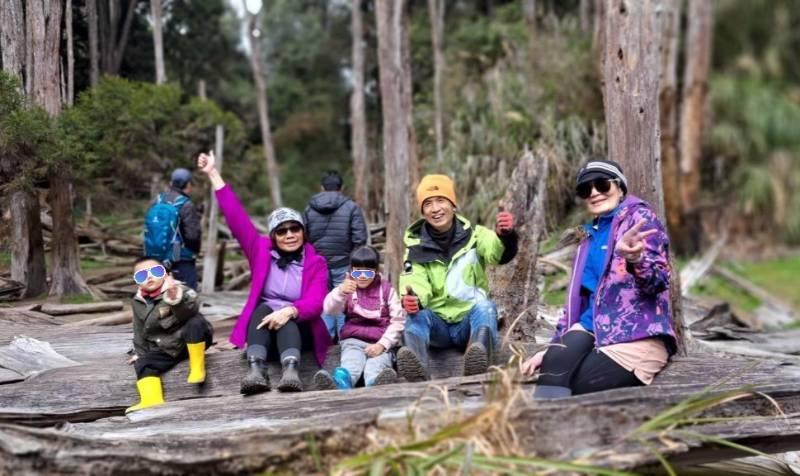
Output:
[576, 178, 619, 199]
[274, 224, 303, 237]
[133, 265, 166, 284]
[350, 269, 376, 280]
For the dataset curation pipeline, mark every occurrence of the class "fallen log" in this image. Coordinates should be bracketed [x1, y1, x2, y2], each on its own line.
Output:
[40, 301, 124, 316]
[1, 356, 798, 474]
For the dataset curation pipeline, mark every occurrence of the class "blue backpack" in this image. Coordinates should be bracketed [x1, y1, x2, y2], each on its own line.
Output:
[143, 193, 189, 267]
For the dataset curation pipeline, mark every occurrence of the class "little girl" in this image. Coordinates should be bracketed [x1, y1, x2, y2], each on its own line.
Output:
[314, 246, 405, 389]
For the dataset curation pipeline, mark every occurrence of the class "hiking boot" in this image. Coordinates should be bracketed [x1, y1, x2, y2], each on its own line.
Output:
[397, 332, 429, 382]
[277, 357, 303, 392]
[370, 367, 398, 386]
[240, 356, 270, 395]
[464, 326, 494, 376]
[312, 369, 336, 391]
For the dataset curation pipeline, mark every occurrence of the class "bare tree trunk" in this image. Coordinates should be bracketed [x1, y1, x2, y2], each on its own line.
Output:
[87, 0, 99, 85]
[111, 0, 138, 74]
[48, 177, 90, 296]
[151, 0, 166, 84]
[488, 147, 548, 342]
[579, 0, 591, 32]
[427, 0, 446, 165]
[1, 0, 26, 82]
[66, 0, 74, 105]
[401, 8, 419, 193]
[602, 0, 685, 352]
[243, 6, 283, 208]
[658, 0, 685, 250]
[592, 0, 606, 84]
[523, 0, 536, 47]
[603, 0, 664, 218]
[376, 0, 414, 283]
[10, 190, 48, 297]
[678, 0, 713, 252]
[201, 126, 224, 294]
[351, 0, 369, 211]
[197, 79, 207, 100]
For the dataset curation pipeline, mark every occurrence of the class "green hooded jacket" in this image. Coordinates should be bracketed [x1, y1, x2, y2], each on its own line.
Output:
[398, 215, 517, 323]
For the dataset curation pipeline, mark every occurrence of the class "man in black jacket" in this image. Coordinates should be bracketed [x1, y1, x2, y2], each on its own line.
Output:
[304, 170, 368, 340]
[162, 168, 202, 290]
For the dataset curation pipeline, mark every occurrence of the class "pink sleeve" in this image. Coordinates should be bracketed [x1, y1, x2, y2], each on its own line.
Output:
[378, 286, 406, 350]
[215, 185, 262, 262]
[323, 287, 347, 316]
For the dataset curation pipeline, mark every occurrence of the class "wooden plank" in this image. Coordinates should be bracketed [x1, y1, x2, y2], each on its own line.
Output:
[39, 301, 124, 316]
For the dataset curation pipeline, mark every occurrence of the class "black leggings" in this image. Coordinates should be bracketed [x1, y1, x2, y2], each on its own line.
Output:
[538, 330, 643, 395]
[135, 316, 213, 379]
[246, 303, 302, 362]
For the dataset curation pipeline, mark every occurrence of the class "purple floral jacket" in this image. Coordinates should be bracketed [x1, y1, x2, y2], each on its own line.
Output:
[551, 195, 677, 354]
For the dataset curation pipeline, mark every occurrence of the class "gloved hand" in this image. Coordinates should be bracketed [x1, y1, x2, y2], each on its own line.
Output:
[402, 286, 420, 314]
[495, 206, 514, 236]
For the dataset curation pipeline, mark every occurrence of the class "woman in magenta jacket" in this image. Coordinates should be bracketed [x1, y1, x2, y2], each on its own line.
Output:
[197, 152, 331, 394]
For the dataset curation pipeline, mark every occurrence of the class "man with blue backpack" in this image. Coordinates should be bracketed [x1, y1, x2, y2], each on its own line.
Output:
[144, 168, 202, 290]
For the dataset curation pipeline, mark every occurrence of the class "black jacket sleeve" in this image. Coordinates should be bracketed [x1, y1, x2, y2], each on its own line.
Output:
[350, 203, 368, 247]
[180, 200, 202, 253]
[497, 230, 519, 265]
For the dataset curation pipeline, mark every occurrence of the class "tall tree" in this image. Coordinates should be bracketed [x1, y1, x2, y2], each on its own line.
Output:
[427, 0, 446, 165]
[27, 0, 90, 296]
[376, 0, 414, 282]
[350, 0, 369, 211]
[150, 0, 166, 84]
[1, 3, 48, 298]
[678, 0, 714, 252]
[602, 0, 684, 351]
[87, 0, 100, 85]
[243, 2, 283, 208]
[658, 0, 684, 249]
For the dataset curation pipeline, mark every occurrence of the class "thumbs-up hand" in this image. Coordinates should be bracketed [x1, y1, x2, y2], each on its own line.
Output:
[197, 150, 216, 174]
[338, 278, 358, 295]
[402, 285, 420, 314]
[495, 202, 514, 236]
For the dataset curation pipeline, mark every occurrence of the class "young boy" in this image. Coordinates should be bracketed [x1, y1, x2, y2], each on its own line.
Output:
[126, 256, 213, 414]
[313, 246, 405, 389]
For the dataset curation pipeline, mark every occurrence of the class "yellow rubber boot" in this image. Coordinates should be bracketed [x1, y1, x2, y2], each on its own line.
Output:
[186, 342, 207, 384]
[125, 376, 165, 414]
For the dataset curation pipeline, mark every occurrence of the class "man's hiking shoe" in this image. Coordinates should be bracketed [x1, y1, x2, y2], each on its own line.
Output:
[464, 326, 494, 376]
[313, 370, 336, 391]
[277, 357, 303, 392]
[240, 357, 270, 395]
[397, 332, 430, 382]
[370, 367, 398, 386]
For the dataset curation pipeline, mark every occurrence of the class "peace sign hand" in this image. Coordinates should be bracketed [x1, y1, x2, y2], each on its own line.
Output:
[616, 219, 658, 263]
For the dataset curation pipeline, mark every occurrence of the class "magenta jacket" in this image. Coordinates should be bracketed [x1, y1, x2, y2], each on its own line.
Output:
[216, 185, 331, 366]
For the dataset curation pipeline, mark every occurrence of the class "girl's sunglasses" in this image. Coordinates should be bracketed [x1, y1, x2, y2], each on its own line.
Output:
[133, 265, 166, 284]
[274, 224, 303, 237]
[350, 269, 376, 280]
[576, 178, 618, 199]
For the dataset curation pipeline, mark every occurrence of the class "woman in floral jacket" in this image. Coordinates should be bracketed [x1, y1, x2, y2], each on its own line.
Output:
[522, 160, 677, 399]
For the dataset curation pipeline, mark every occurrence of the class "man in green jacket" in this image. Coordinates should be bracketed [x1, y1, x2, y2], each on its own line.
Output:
[397, 175, 517, 381]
